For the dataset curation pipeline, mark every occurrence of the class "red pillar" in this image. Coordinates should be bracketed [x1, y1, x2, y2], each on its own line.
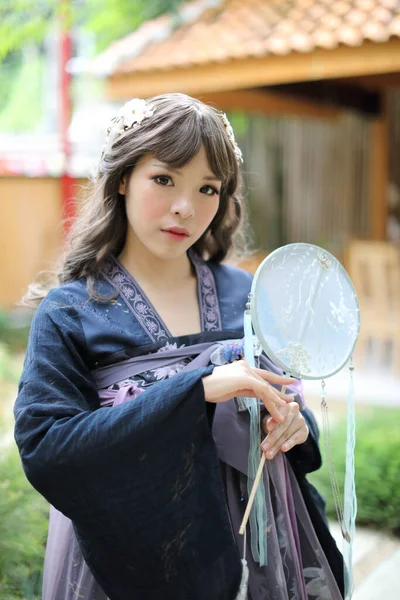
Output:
[60, 0, 75, 236]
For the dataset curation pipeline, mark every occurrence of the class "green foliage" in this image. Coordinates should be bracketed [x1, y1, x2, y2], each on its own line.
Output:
[0, 311, 31, 355]
[0, 52, 22, 113]
[0, 344, 20, 384]
[0, 0, 181, 62]
[309, 408, 400, 534]
[0, 50, 43, 132]
[0, 0, 53, 63]
[0, 433, 49, 599]
[78, 0, 181, 52]
[0, 1, 181, 132]
[228, 112, 250, 139]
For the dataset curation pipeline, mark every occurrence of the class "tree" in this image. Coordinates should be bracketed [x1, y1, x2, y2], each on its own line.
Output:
[0, 0, 181, 130]
[0, 0, 181, 63]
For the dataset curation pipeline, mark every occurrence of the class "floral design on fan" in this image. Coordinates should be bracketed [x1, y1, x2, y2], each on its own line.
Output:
[317, 252, 331, 271]
[329, 298, 359, 336]
[276, 342, 312, 375]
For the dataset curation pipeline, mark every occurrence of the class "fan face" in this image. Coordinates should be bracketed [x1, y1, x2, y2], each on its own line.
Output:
[251, 243, 360, 380]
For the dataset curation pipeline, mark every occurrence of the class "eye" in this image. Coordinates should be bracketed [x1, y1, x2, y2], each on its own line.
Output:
[200, 185, 220, 196]
[151, 175, 174, 186]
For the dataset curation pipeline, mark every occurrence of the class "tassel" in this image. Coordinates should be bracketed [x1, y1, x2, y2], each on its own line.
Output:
[320, 373, 356, 599]
[235, 559, 249, 600]
[343, 358, 357, 599]
[244, 302, 255, 369]
[243, 299, 268, 566]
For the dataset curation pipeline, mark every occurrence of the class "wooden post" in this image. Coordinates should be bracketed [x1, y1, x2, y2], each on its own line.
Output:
[371, 92, 389, 240]
[59, 0, 75, 236]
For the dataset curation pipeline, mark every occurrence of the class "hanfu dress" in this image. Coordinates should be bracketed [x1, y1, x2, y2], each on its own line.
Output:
[14, 251, 344, 600]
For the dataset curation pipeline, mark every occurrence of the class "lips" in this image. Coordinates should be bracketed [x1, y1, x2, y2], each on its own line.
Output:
[162, 227, 190, 237]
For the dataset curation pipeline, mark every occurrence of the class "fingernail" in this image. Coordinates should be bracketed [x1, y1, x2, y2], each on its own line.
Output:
[282, 443, 289, 451]
[267, 451, 274, 458]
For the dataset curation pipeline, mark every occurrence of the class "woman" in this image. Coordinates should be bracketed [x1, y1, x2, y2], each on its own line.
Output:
[14, 93, 343, 600]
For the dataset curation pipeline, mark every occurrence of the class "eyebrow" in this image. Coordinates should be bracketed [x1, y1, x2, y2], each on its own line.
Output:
[151, 163, 221, 182]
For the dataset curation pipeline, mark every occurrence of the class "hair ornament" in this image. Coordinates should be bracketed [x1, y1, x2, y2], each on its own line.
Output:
[219, 112, 243, 163]
[101, 98, 154, 160]
[99, 97, 243, 167]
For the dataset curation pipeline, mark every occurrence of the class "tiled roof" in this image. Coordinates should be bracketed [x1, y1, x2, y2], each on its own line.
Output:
[92, 0, 400, 76]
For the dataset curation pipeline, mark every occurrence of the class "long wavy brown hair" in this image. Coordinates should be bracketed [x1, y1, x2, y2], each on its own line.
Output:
[24, 93, 249, 307]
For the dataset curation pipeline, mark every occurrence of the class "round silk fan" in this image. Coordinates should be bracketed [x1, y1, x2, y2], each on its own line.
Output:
[240, 243, 360, 599]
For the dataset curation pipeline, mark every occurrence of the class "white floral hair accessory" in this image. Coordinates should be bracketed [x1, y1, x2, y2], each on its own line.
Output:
[101, 98, 154, 161]
[219, 112, 243, 163]
[99, 97, 243, 170]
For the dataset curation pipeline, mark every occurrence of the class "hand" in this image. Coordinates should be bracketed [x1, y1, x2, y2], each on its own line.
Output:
[260, 402, 309, 459]
[202, 360, 295, 424]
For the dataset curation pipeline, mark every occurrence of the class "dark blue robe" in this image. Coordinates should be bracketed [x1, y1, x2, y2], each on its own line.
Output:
[14, 254, 343, 599]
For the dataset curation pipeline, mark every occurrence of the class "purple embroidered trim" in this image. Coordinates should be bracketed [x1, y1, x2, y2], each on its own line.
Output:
[101, 251, 222, 340]
[101, 256, 170, 343]
[189, 249, 222, 332]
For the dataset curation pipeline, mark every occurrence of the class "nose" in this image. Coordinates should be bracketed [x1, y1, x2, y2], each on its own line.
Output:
[170, 194, 195, 219]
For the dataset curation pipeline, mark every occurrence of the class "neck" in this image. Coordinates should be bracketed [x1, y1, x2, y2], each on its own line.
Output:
[118, 239, 193, 291]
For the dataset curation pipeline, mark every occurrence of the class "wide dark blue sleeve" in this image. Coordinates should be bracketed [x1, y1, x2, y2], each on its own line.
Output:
[14, 292, 212, 516]
[14, 291, 242, 600]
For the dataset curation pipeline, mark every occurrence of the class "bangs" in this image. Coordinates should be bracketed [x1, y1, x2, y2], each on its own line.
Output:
[149, 107, 237, 184]
[152, 111, 203, 168]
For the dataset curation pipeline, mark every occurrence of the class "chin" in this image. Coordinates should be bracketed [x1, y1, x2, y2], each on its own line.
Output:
[149, 243, 190, 261]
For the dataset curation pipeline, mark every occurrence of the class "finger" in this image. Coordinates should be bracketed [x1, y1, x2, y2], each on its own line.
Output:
[236, 367, 289, 421]
[265, 404, 285, 423]
[280, 426, 309, 453]
[250, 371, 295, 402]
[250, 374, 289, 405]
[263, 420, 300, 459]
[247, 376, 287, 407]
[253, 368, 295, 386]
[261, 415, 274, 434]
[264, 414, 308, 458]
[255, 385, 290, 422]
[242, 365, 293, 399]
[277, 391, 296, 402]
[261, 408, 294, 452]
[237, 364, 284, 404]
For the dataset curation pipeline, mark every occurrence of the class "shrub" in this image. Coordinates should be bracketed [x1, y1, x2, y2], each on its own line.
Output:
[0, 310, 32, 353]
[0, 343, 22, 385]
[0, 436, 48, 599]
[309, 408, 400, 534]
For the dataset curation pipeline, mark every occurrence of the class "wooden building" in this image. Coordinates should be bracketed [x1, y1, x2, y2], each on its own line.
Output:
[93, 0, 400, 246]
[1, 0, 400, 307]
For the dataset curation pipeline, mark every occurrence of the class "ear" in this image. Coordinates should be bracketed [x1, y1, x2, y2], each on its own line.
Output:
[119, 176, 127, 195]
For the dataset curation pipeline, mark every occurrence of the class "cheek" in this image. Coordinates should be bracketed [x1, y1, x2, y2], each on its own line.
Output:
[199, 197, 220, 225]
[141, 197, 166, 221]
[127, 186, 167, 224]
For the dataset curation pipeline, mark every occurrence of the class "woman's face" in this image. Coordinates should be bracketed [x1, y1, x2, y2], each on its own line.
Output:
[119, 145, 221, 262]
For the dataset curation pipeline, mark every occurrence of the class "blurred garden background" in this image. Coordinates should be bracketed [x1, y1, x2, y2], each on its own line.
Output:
[1, 0, 400, 598]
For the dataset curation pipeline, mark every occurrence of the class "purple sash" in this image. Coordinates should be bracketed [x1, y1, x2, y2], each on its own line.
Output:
[43, 343, 342, 600]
